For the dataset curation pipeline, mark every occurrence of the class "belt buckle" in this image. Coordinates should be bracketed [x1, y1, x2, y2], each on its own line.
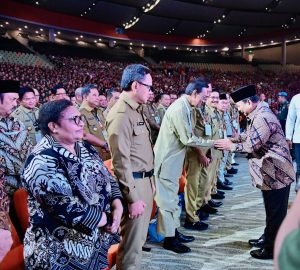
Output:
[142, 171, 146, 178]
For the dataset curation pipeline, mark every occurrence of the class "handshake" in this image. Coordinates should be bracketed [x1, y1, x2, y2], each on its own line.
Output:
[214, 138, 233, 151]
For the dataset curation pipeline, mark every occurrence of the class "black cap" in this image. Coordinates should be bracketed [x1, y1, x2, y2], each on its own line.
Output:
[230, 85, 256, 103]
[0, 80, 20, 94]
[219, 93, 227, 100]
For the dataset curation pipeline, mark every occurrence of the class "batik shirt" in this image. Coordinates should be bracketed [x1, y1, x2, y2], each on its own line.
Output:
[231, 102, 295, 190]
[0, 116, 32, 197]
[21, 135, 122, 270]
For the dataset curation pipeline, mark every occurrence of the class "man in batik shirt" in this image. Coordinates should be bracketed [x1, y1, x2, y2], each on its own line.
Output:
[0, 80, 32, 198]
[215, 85, 295, 260]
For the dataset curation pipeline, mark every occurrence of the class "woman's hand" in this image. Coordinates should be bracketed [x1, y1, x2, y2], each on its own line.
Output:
[97, 212, 107, 227]
[106, 199, 123, 234]
[0, 229, 13, 261]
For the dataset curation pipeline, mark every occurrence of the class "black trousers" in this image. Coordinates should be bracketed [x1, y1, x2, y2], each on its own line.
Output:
[262, 185, 291, 252]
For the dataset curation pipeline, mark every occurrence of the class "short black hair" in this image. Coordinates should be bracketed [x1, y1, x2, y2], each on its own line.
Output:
[51, 83, 65, 95]
[19, 86, 35, 100]
[39, 99, 73, 136]
[106, 88, 118, 100]
[185, 78, 209, 95]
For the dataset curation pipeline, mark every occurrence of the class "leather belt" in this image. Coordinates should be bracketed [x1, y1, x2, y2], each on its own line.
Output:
[132, 169, 154, 179]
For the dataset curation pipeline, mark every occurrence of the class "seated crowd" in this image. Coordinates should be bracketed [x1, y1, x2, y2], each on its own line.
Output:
[0, 59, 299, 270]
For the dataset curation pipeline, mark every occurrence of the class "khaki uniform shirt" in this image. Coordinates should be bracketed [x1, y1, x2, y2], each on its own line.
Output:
[154, 96, 214, 181]
[11, 105, 41, 145]
[157, 104, 167, 122]
[106, 92, 154, 203]
[80, 103, 110, 160]
[143, 102, 161, 143]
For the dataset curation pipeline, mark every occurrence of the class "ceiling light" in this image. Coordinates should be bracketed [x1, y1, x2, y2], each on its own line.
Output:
[130, 42, 133, 45]
[271, 40, 274, 43]
[18, 28, 22, 31]
[186, 48, 189, 50]
[98, 38, 102, 41]
[217, 19, 221, 23]
[129, 46, 132, 49]
[249, 44, 252, 46]
[141, 44, 144, 46]
[94, 40, 97, 43]
[153, 45, 156, 47]
[54, 34, 57, 37]
[176, 47, 179, 50]
[80, 14, 83, 16]
[163, 46, 166, 49]
[24, 25, 28, 29]
[205, 49, 208, 52]
[5, 22, 9, 25]
[35, 1, 39, 5]
[222, 47, 229, 51]
[215, 49, 218, 52]
[0, 25, 3, 28]
[40, 28, 43, 31]
[75, 37, 79, 40]
[214, 21, 216, 24]
[88, 8, 91, 10]
[57, 31, 61, 34]
[35, 30, 39, 33]
[80, 35, 83, 38]
[260, 42, 263, 45]
[222, 15, 226, 18]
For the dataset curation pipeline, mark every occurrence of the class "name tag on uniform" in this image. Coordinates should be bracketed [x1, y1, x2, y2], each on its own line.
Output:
[102, 130, 108, 141]
[35, 132, 43, 143]
[154, 116, 161, 124]
[218, 129, 223, 138]
[205, 124, 212, 136]
[137, 122, 144, 126]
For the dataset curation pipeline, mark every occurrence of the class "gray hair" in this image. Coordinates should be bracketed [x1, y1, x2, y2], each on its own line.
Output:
[81, 84, 98, 98]
[120, 64, 151, 91]
[75, 87, 82, 97]
[185, 78, 209, 95]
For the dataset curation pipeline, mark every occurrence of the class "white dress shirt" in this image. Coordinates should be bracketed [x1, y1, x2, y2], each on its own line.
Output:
[286, 93, 300, 143]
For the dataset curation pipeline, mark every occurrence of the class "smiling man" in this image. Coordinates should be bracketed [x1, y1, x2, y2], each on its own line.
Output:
[215, 85, 295, 260]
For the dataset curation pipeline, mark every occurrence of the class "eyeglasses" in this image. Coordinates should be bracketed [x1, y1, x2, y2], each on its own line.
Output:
[137, 81, 153, 91]
[63, 115, 83, 125]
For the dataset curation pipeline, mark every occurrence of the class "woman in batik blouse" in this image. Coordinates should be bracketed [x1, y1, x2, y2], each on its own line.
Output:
[21, 99, 123, 270]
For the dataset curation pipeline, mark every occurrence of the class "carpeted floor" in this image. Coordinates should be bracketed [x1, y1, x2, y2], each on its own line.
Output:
[137, 154, 296, 270]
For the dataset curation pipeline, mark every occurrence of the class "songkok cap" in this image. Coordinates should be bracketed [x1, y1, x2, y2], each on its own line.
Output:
[0, 80, 20, 94]
[278, 91, 288, 97]
[230, 85, 256, 103]
[219, 93, 227, 100]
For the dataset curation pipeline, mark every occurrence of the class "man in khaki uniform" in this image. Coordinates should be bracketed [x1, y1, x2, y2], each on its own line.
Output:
[12, 86, 41, 145]
[80, 84, 110, 160]
[157, 93, 170, 121]
[154, 78, 214, 254]
[143, 90, 161, 144]
[184, 84, 216, 230]
[106, 64, 155, 270]
[74, 87, 83, 109]
[103, 88, 120, 119]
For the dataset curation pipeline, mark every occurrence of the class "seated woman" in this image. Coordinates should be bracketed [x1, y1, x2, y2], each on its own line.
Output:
[21, 99, 123, 270]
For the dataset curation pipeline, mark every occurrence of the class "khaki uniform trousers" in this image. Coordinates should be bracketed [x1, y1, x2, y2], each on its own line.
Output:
[184, 148, 210, 222]
[205, 157, 221, 203]
[155, 176, 181, 237]
[117, 177, 153, 270]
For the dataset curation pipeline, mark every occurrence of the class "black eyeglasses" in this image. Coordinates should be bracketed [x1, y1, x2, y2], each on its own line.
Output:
[63, 115, 83, 125]
[137, 81, 153, 91]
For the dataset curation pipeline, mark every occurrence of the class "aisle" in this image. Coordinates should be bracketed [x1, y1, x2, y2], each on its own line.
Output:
[140, 154, 296, 270]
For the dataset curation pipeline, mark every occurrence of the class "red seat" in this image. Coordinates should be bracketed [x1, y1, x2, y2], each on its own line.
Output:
[13, 188, 29, 235]
[178, 169, 186, 193]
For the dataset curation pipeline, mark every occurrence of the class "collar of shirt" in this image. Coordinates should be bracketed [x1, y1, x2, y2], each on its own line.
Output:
[80, 102, 95, 112]
[120, 92, 140, 110]
[19, 105, 36, 114]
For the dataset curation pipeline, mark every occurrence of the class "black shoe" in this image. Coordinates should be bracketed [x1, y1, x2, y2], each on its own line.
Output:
[225, 174, 234, 178]
[248, 236, 265, 248]
[250, 248, 273, 260]
[224, 179, 233, 185]
[217, 190, 225, 195]
[208, 199, 223, 208]
[196, 210, 209, 221]
[217, 182, 233, 190]
[163, 238, 191, 253]
[175, 229, 195, 243]
[184, 220, 209, 231]
[232, 163, 239, 166]
[227, 168, 238, 174]
[212, 193, 225, 200]
[200, 204, 218, 214]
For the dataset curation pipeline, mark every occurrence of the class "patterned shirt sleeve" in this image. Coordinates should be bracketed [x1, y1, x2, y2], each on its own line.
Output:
[0, 164, 10, 231]
[234, 116, 271, 153]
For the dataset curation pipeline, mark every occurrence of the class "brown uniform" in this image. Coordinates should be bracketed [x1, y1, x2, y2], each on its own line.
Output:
[106, 92, 154, 270]
[80, 103, 110, 160]
[143, 102, 161, 144]
[157, 104, 167, 122]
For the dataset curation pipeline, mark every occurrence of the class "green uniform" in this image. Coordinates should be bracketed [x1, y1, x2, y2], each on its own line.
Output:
[11, 105, 41, 145]
[154, 95, 214, 237]
[80, 103, 110, 160]
[184, 104, 214, 222]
